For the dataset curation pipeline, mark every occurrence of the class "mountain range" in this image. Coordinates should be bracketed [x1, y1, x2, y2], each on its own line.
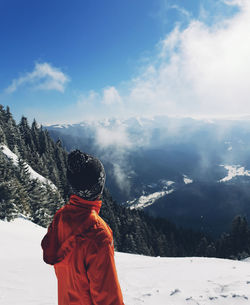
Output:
[47, 116, 250, 236]
[3, 105, 222, 258]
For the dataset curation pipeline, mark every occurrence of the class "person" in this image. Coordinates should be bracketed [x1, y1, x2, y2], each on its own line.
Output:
[41, 149, 124, 305]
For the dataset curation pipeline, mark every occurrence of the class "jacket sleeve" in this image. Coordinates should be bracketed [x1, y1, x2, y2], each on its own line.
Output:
[41, 213, 59, 265]
[85, 238, 124, 305]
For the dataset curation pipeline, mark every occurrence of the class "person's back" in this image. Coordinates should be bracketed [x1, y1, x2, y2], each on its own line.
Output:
[41, 150, 124, 305]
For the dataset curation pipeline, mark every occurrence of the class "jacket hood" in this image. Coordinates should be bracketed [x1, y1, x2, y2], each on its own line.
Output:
[41, 195, 102, 265]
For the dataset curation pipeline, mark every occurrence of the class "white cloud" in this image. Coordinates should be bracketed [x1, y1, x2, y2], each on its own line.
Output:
[5, 62, 69, 94]
[120, 0, 250, 118]
[67, 0, 250, 122]
[77, 90, 100, 106]
[75, 86, 125, 121]
[170, 4, 191, 20]
[95, 124, 131, 148]
[78, 86, 122, 106]
[102, 86, 122, 105]
[112, 163, 131, 194]
[223, 0, 246, 6]
[92, 122, 133, 193]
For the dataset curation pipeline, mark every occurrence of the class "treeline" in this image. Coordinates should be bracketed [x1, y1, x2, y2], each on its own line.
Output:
[0, 105, 67, 225]
[0, 151, 65, 226]
[0, 105, 250, 259]
[0, 106, 69, 194]
[101, 192, 250, 259]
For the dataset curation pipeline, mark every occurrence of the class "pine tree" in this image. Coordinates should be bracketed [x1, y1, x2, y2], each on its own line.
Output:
[5, 117, 18, 151]
[28, 180, 50, 226]
[0, 126, 7, 144]
[231, 215, 250, 257]
[45, 183, 65, 217]
[0, 181, 19, 220]
[19, 116, 36, 155]
[31, 119, 40, 152]
[17, 158, 30, 185]
[14, 179, 30, 216]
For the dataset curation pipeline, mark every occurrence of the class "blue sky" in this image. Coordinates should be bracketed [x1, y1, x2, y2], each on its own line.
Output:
[0, 0, 247, 124]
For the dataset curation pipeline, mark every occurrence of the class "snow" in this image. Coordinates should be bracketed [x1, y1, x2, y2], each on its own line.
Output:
[183, 175, 193, 184]
[1, 217, 250, 305]
[1, 218, 250, 305]
[49, 124, 71, 129]
[0, 144, 56, 189]
[129, 189, 174, 209]
[52, 124, 64, 128]
[1, 144, 19, 165]
[128, 180, 175, 209]
[120, 255, 250, 305]
[219, 165, 250, 182]
[0, 217, 57, 305]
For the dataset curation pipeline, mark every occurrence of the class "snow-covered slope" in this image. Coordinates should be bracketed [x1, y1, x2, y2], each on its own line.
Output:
[0, 144, 56, 188]
[0, 217, 57, 305]
[1, 218, 250, 305]
[219, 164, 250, 182]
[128, 189, 174, 209]
[127, 177, 193, 210]
[127, 180, 175, 209]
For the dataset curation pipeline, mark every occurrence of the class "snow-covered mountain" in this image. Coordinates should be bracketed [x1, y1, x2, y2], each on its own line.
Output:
[1, 217, 250, 305]
[47, 116, 250, 235]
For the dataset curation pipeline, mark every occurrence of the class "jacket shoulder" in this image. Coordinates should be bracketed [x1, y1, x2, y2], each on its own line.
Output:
[85, 215, 113, 249]
[51, 205, 66, 223]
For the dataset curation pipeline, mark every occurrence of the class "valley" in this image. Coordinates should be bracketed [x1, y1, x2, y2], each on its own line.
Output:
[47, 116, 250, 236]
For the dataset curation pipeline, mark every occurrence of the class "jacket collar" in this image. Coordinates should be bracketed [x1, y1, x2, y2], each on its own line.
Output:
[69, 194, 102, 214]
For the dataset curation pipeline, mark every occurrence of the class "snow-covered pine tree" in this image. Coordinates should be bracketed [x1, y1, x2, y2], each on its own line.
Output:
[28, 179, 51, 226]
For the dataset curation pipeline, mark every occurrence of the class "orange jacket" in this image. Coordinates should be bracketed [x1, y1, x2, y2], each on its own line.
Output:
[41, 194, 124, 305]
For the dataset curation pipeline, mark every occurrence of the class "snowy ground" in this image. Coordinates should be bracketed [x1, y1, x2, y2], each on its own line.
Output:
[1, 218, 250, 305]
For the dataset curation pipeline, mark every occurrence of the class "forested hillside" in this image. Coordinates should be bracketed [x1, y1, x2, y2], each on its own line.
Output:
[1, 105, 250, 259]
[0, 105, 67, 226]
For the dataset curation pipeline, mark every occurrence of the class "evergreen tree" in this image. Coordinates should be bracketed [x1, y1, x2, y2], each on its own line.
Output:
[231, 215, 250, 257]
[28, 180, 50, 226]
[0, 181, 19, 220]
[31, 119, 40, 152]
[45, 183, 65, 217]
[17, 158, 30, 185]
[0, 126, 7, 144]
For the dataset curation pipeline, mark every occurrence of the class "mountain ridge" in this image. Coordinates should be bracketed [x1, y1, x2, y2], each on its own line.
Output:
[47, 115, 250, 236]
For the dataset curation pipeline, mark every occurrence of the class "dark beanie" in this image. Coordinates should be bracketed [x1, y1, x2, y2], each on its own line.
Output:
[67, 150, 106, 201]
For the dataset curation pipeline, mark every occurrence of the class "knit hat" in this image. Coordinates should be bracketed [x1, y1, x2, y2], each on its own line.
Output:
[67, 150, 106, 201]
